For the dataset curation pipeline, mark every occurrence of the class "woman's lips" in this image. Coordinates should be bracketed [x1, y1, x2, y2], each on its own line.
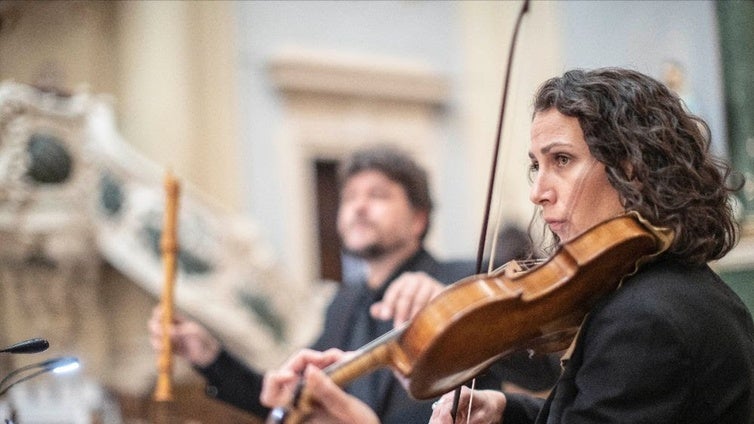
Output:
[546, 219, 565, 235]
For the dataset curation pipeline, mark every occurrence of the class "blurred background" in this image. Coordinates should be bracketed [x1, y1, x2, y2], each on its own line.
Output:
[0, 1, 752, 422]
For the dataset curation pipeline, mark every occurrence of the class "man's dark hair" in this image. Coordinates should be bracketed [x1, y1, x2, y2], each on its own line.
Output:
[339, 144, 433, 240]
[532, 67, 739, 264]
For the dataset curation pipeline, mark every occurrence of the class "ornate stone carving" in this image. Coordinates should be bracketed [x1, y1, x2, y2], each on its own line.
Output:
[0, 81, 330, 421]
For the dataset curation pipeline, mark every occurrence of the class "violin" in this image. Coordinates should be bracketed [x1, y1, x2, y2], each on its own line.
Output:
[267, 212, 673, 423]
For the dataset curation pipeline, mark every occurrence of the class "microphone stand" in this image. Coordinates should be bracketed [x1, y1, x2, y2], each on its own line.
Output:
[0, 338, 50, 424]
[0, 356, 80, 397]
[0, 339, 72, 424]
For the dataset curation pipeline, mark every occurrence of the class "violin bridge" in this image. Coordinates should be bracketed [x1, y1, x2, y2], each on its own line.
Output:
[504, 260, 523, 277]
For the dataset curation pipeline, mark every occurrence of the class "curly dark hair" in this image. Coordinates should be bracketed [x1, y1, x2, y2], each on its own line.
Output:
[532, 67, 739, 265]
[338, 144, 433, 241]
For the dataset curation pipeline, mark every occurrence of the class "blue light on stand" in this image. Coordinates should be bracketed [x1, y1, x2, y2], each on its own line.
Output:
[51, 359, 80, 374]
[0, 356, 80, 397]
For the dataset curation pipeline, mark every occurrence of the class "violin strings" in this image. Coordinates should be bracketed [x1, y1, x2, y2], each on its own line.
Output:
[516, 258, 546, 270]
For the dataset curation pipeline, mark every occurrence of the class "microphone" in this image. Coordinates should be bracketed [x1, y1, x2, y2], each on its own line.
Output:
[0, 338, 49, 354]
[0, 356, 79, 397]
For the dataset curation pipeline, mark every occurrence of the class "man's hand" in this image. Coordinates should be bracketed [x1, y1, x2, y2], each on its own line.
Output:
[370, 271, 445, 326]
[148, 306, 221, 367]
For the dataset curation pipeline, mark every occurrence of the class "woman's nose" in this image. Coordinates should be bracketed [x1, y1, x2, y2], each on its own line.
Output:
[529, 172, 552, 206]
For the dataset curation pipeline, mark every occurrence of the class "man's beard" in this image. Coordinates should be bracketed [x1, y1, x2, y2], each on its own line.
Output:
[342, 243, 387, 260]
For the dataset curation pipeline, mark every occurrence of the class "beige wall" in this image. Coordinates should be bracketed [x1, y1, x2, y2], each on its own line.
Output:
[0, 1, 117, 95]
[458, 1, 562, 240]
[0, 0, 573, 289]
[0, 0, 563, 255]
[0, 0, 242, 211]
[114, 0, 242, 212]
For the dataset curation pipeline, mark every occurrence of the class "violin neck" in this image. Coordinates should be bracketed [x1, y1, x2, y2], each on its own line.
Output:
[325, 325, 406, 387]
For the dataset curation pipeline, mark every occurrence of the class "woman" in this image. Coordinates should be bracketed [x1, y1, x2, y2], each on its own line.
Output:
[261, 68, 754, 423]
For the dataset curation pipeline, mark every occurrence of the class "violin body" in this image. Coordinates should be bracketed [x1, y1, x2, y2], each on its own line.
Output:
[268, 213, 671, 423]
[398, 213, 666, 399]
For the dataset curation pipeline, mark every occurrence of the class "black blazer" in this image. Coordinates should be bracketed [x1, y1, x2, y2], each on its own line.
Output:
[308, 249, 476, 424]
[198, 249, 475, 422]
[504, 257, 754, 423]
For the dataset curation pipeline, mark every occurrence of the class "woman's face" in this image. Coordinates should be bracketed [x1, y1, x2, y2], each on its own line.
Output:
[528, 109, 624, 242]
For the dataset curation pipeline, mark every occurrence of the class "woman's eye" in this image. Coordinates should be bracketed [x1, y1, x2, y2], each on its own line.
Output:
[556, 154, 570, 166]
[527, 162, 538, 182]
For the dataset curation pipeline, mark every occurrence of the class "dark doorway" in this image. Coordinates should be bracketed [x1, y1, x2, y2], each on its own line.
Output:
[314, 159, 342, 282]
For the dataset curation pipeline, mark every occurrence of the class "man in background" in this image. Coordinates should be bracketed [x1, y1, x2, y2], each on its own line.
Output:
[149, 144, 558, 423]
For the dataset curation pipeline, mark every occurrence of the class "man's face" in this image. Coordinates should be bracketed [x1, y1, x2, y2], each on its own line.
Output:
[337, 170, 426, 259]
